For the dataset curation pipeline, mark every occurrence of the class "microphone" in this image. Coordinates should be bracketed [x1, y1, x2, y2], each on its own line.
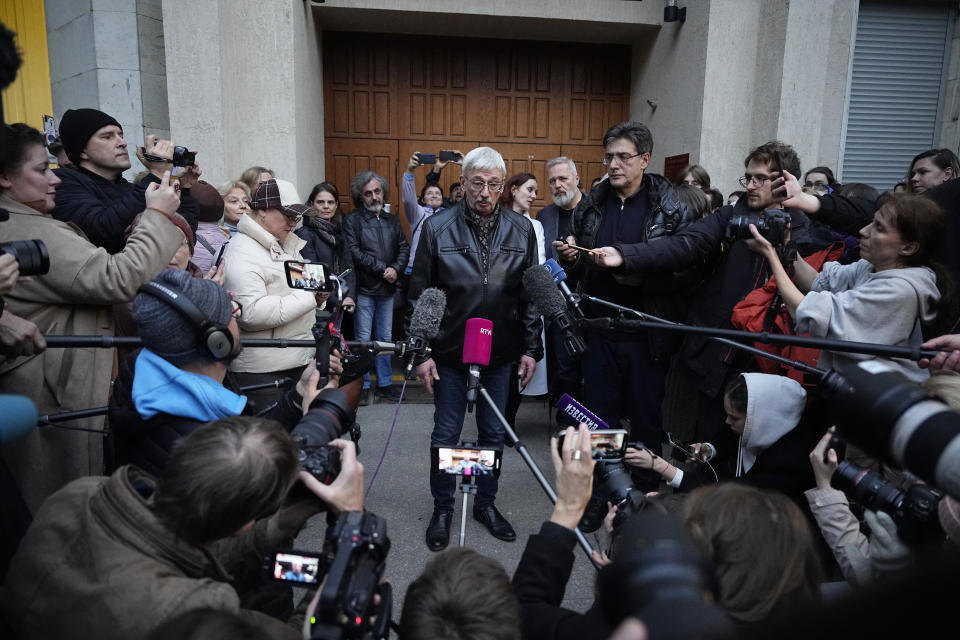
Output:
[0, 395, 39, 445]
[522, 263, 586, 359]
[543, 258, 583, 318]
[462, 318, 492, 413]
[405, 287, 447, 377]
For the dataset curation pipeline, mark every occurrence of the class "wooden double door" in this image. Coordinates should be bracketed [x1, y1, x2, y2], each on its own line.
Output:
[323, 32, 629, 239]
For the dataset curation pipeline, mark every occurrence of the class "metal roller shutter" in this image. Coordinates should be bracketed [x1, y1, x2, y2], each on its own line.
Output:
[840, 1, 952, 190]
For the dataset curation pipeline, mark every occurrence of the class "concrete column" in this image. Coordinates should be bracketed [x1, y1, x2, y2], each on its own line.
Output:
[45, 0, 166, 177]
[163, 0, 324, 195]
[939, 12, 960, 152]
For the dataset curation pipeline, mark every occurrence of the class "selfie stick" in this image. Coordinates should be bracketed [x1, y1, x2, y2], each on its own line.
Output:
[476, 385, 598, 566]
[458, 472, 478, 548]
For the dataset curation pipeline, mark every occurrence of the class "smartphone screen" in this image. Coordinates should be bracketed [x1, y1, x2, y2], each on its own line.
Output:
[431, 446, 502, 477]
[269, 551, 323, 584]
[285, 260, 332, 291]
[555, 429, 628, 460]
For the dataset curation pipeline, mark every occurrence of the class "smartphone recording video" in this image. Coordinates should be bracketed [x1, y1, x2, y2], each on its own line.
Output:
[268, 551, 323, 584]
[431, 446, 502, 477]
[555, 428, 628, 460]
[285, 260, 333, 292]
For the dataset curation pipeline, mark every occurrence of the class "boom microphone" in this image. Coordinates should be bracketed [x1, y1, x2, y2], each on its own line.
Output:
[463, 318, 493, 413]
[522, 264, 586, 359]
[543, 258, 583, 317]
[406, 287, 446, 376]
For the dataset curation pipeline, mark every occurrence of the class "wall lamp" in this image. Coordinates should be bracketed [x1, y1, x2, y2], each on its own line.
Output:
[664, 0, 686, 23]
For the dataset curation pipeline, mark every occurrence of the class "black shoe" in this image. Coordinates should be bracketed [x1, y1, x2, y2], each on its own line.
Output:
[426, 509, 453, 551]
[473, 504, 516, 542]
[578, 493, 607, 534]
[359, 388, 371, 406]
[376, 385, 402, 402]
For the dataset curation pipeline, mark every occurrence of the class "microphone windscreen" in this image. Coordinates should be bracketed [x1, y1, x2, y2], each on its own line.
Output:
[522, 264, 567, 318]
[462, 318, 493, 367]
[543, 258, 568, 283]
[0, 395, 38, 445]
[409, 287, 446, 340]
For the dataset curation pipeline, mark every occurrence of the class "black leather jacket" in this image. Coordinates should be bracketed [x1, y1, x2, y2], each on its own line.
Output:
[566, 173, 695, 359]
[406, 202, 543, 369]
[345, 208, 409, 297]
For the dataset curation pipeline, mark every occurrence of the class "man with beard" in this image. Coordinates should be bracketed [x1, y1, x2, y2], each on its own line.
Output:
[536, 156, 589, 408]
[107, 269, 345, 476]
[345, 170, 409, 405]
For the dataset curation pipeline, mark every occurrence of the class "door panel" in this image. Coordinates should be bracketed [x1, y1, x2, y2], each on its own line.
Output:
[323, 138, 399, 215]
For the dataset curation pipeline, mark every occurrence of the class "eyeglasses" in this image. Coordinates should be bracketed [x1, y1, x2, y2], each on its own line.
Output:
[282, 213, 303, 224]
[738, 174, 772, 188]
[466, 179, 504, 194]
[601, 152, 642, 166]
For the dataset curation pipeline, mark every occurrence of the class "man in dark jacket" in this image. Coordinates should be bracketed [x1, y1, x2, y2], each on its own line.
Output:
[591, 141, 873, 468]
[345, 171, 410, 405]
[407, 146, 543, 551]
[107, 269, 348, 476]
[554, 121, 695, 493]
[51, 108, 198, 253]
[537, 156, 589, 412]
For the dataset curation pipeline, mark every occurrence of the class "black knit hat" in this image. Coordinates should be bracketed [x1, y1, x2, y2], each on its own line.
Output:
[59, 108, 121, 165]
[132, 269, 232, 365]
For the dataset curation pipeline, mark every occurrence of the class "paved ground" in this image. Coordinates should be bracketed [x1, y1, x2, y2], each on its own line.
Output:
[294, 379, 601, 627]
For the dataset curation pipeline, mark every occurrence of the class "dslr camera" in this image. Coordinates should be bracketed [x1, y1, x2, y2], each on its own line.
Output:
[832, 461, 943, 546]
[725, 207, 790, 245]
[291, 387, 353, 484]
[0, 239, 50, 277]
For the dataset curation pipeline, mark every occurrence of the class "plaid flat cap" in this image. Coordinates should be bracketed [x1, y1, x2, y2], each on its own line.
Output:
[252, 178, 310, 218]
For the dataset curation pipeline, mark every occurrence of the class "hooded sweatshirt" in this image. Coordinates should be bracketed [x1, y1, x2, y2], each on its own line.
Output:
[735, 373, 808, 477]
[796, 260, 938, 382]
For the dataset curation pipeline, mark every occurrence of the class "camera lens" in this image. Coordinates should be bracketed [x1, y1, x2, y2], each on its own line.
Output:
[598, 461, 634, 508]
[0, 239, 50, 277]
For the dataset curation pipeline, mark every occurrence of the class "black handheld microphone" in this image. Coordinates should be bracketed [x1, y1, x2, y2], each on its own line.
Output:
[522, 263, 586, 359]
[405, 287, 446, 377]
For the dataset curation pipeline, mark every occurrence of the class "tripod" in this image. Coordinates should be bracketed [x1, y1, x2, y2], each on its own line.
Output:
[469, 381, 598, 564]
[456, 465, 479, 548]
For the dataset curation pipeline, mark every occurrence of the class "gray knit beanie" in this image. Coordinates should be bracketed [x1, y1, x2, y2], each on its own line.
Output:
[132, 269, 233, 365]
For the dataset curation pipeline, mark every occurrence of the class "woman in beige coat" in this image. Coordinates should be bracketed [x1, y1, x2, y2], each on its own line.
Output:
[223, 179, 321, 413]
[0, 123, 183, 511]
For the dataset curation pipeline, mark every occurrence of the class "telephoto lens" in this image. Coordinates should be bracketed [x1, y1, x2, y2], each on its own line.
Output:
[0, 239, 50, 276]
[832, 461, 943, 546]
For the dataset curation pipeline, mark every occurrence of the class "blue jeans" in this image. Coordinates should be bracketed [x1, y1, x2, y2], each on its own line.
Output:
[430, 363, 511, 511]
[356, 293, 394, 389]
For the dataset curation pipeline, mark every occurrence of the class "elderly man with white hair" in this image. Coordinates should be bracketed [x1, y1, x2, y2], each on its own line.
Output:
[406, 147, 543, 551]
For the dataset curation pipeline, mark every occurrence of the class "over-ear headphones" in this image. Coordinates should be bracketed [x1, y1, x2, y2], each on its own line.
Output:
[137, 281, 235, 361]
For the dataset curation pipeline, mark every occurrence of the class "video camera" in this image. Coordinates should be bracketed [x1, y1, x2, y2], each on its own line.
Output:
[831, 461, 943, 546]
[310, 511, 392, 640]
[265, 512, 392, 640]
[725, 207, 790, 245]
[1, 239, 50, 276]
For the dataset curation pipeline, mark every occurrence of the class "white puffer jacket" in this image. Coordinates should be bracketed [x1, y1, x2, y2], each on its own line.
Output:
[223, 213, 316, 373]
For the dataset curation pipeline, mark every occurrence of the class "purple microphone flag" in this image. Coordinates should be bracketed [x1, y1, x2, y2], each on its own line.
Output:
[555, 393, 610, 431]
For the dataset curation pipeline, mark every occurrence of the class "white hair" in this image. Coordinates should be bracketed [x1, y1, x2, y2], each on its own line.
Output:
[546, 156, 578, 177]
[462, 147, 506, 178]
